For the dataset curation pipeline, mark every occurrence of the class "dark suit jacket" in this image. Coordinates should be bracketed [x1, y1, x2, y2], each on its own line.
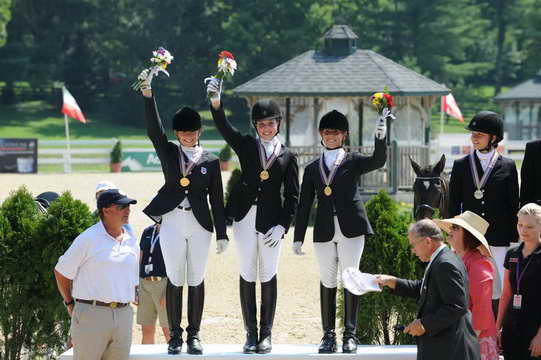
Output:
[210, 104, 299, 234]
[142, 96, 228, 240]
[293, 138, 386, 243]
[448, 153, 519, 246]
[520, 139, 541, 207]
[394, 247, 480, 360]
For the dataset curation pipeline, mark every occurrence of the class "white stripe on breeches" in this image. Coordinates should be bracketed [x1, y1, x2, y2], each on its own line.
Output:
[314, 216, 365, 288]
[489, 245, 508, 299]
[159, 207, 212, 287]
[233, 206, 282, 283]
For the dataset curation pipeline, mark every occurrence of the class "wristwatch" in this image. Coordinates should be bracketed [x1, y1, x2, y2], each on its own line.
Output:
[64, 298, 75, 307]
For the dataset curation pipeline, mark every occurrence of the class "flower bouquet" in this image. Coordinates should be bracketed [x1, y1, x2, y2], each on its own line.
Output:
[370, 86, 395, 118]
[205, 50, 237, 98]
[131, 47, 174, 91]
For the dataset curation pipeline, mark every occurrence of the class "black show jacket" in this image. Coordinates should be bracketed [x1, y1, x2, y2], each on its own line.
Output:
[293, 138, 387, 244]
[520, 139, 541, 207]
[143, 96, 228, 240]
[448, 152, 519, 246]
[210, 104, 299, 234]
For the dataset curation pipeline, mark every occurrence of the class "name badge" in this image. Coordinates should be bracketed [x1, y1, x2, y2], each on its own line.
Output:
[145, 264, 153, 274]
[509, 257, 519, 263]
[513, 294, 522, 309]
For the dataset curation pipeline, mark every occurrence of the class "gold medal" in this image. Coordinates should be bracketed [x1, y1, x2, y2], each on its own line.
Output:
[260, 170, 270, 181]
[324, 186, 332, 196]
[180, 177, 190, 187]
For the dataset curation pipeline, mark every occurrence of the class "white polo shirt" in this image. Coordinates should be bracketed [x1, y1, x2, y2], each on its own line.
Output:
[55, 221, 139, 303]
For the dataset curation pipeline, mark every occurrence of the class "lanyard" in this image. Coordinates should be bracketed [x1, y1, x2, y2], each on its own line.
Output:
[319, 149, 346, 186]
[148, 226, 160, 264]
[178, 146, 203, 177]
[257, 139, 280, 171]
[515, 254, 533, 294]
[469, 150, 499, 191]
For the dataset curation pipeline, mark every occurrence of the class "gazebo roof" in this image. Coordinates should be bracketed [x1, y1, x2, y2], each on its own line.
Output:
[495, 70, 541, 101]
[234, 49, 449, 97]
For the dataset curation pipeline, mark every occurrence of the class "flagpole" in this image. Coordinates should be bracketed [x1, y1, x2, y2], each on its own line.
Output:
[64, 113, 72, 173]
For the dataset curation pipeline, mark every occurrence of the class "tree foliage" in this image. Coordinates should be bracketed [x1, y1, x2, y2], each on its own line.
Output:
[0, 0, 539, 125]
[356, 190, 424, 345]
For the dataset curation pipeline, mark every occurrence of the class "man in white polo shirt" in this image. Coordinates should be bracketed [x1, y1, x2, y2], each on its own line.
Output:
[54, 189, 139, 360]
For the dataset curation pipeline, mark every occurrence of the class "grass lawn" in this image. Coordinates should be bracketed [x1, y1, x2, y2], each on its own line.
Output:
[0, 101, 230, 140]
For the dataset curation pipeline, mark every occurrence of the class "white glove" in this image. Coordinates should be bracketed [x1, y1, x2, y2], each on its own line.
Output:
[216, 239, 228, 254]
[374, 107, 392, 140]
[263, 225, 285, 248]
[139, 67, 159, 91]
[205, 77, 222, 106]
[292, 241, 305, 256]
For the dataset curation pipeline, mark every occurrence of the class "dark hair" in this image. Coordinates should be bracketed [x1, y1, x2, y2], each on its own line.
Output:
[462, 228, 481, 251]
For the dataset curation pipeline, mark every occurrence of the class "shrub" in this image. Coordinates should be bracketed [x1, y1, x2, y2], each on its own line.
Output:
[110, 139, 122, 163]
[0, 188, 95, 359]
[354, 190, 424, 345]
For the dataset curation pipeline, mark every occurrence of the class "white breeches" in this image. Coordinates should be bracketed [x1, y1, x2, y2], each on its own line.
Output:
[489, 245, 508, 299]
[159, 207, 212, 287]
[233, 206, 282, 283]
[314, 216, 365, 289]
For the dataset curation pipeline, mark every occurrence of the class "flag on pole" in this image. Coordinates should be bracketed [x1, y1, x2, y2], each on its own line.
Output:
[441, 93, 464, 122]
[61, 86, 86, 123]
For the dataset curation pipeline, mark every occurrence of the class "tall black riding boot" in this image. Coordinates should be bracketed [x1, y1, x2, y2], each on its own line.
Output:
[318, 284, 337, 353]
[257, 275, 277, 354]
[342, 288, 359, 353]
[239, 277, 258, 354]
[187, 282, 205, 355]
[166, 279, 183, 355]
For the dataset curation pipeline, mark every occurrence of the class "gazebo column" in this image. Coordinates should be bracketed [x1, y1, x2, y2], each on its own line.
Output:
[285, 97, 291, 147]
[358, 100, 364, 146]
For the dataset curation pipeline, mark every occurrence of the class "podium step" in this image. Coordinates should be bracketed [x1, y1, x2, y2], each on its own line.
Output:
[59, 344, 417, 359]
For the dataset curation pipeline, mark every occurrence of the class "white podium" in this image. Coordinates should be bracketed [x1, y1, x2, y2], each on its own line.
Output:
[59, 344, 417, 359]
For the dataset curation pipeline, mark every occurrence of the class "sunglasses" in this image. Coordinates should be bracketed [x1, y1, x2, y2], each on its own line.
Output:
[450, 224, 461, 231]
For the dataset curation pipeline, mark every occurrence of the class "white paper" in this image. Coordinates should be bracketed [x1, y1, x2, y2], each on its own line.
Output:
[342, 267, 382, 296]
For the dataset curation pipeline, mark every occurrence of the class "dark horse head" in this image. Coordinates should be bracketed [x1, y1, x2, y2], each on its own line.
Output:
[410, 154, 448, 220]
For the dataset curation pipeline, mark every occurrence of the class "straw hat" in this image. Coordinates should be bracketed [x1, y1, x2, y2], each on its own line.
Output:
[434, 211, 492, 257]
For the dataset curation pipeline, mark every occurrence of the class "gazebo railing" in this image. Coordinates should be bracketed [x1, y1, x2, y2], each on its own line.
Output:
[290, 142, 429, 193]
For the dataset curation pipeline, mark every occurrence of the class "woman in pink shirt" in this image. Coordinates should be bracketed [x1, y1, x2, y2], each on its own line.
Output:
[436, 211, 499, 360]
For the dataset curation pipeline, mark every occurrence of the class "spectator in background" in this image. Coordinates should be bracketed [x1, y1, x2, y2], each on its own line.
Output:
[497, 203, 541, 359]
[436, 211, 498, 360]
[137, 223, 170, 344]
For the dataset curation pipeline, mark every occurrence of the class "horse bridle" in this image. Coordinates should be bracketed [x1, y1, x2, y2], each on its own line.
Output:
[414, 176, 446, 218]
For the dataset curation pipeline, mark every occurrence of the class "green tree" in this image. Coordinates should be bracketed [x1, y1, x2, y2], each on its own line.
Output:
[0, 0, 11, 47]
[356, 190, 424, 345]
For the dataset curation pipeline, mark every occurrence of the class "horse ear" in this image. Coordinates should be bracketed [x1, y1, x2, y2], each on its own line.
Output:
[434, 154, 446, 175]
[409, 155, 422, 176]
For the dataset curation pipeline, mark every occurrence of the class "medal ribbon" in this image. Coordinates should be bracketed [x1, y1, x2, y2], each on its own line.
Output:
[257, 139, 281, 172]
[319, 149, 346, 187]
[178, 146, 203, 178]
[469, 150, 499, 193]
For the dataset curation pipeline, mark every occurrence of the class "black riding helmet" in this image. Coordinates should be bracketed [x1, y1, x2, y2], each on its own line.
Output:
[465, 111, 504, 146]
[252, 99, 282, 135]
[172, 107, 202, 131]
[319, 110, 349, 132]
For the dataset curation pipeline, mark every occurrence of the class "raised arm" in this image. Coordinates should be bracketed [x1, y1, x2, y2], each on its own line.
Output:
[209, 102, 244, 153]
[353, 137, 387, 175]
[141, 79, 169, 161]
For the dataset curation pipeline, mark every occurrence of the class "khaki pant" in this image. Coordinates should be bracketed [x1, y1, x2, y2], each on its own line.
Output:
[70, 302, 133, 360]
[136, 277, 168, 327]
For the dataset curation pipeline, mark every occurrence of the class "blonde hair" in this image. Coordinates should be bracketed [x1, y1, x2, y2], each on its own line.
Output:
[518, 203, 541, 226]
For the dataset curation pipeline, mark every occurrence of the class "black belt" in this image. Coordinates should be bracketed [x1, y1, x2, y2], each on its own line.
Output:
[76, 299, 128, 308]
[177, 206, 192, 211]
